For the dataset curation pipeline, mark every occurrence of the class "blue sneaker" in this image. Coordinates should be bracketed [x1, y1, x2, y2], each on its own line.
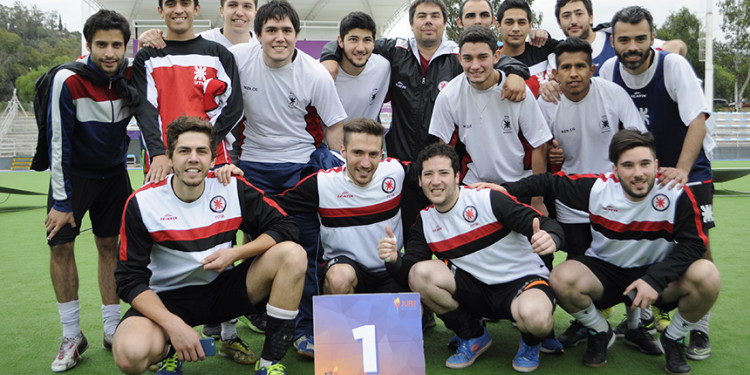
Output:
[255, 360, 286, 375]
[540, 337, 564, 354]
[445, 328, 492, 369]
[293, 335, 314, 359]
[512, 340, 541, 373]
[156, 353, 182, 375]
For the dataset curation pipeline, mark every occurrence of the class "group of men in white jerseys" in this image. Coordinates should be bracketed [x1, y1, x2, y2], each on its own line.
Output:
[45, 0, 721, 374]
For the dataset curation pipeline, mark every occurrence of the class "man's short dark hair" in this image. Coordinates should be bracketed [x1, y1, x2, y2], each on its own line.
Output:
[459, 0, 493, 21]
[255, 0, 300, 35]
[417, 143, 460, 176]
[554, 0, 592, 23]
[339, 11, 376, 38]
[608, 129, 655, 164]
[496, 0, 532, 24]
[611, 6, 654, 35]
[343, 118, 385, 147]
[159, 0, 200, 9]
[554, 37, 592, 67]
[408, 0, 448, 25]
[83, 9, 131, 45]
[221, 0, 258, 7]
[458, 25, 497, 53]
[166, 116, 217, 159]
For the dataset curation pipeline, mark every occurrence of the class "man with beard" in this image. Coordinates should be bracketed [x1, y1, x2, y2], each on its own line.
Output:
[599, 6, 716, 362]
[500, 130, 719, 374]
[44, 10, 136, 372]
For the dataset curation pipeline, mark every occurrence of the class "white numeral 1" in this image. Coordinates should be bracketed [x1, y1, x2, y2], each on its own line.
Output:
[352, 324, 378, 373]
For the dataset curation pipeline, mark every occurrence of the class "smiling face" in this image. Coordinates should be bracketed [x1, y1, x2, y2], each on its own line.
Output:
[557, 1, 593, 42]
[87, 29, 126, 77]
[459, 41, 500, 90]
[221, 0, 256, 36]
[159, 0, 199, 40]
[497, 8, 531, 50]
[169, 131, 215, 199]
[338, 27, 374, 72]
[411, 2, 446, 49]
[258, 16, 298, 68]
[612, 19, 655, 74]
[341, 132, 382, 187]
[613, 146, 657, 201]
[554, 50, 595, 101]
[419, 155, 460, 212]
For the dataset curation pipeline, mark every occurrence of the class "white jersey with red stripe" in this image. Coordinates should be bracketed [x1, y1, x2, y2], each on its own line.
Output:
[230, 43, 347, 163]
[413, 187, 551, 285]
[335, 54, 390, 123]
[274, 158, 413, 271]
[429, 72, 552, 185]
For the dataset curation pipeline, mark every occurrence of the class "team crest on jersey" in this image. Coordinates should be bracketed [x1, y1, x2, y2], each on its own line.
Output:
[651, 194, 670, 211]
[599, 115, 611, 132]
[438, 81, 449, 91]
[369, 88, 379, 105]
[381, 177, 396, 193]
[463, 206, 478, 223]
[502, 115, 512, 133]
[210, 195, 227, 213]
[288, 92, 298, 108]
[194, 66, 207, 81]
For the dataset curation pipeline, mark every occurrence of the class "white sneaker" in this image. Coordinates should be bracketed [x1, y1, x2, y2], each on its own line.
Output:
[51, 333, 88, 372]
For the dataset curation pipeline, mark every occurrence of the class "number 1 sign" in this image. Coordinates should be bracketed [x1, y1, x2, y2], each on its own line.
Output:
[314, 293, 425, 375]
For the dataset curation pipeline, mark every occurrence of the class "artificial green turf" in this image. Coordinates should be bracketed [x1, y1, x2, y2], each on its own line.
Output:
[1, 167, 748, 374]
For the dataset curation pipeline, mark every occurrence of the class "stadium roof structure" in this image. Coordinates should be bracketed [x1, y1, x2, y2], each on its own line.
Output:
[90, 0, 410, 38]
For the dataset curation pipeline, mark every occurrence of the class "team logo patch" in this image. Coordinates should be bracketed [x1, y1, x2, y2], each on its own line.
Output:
[463, 206, 478, 223]
[382, 177, 396, 193]
[438, 81, 449, 91]
[502, 115, 512, 132]
[599, 115, 611, 131]
[288, 92, 298, 108]
[651, 194, 670, 211]
[193, 66, 207, 81]
[369, 88, 379, 105]
[210, 195, 226, 213]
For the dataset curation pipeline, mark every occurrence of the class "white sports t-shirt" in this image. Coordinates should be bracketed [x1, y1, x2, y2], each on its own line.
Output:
[199, 27, 259, 49]
[537, 77, 646, 223]
[429, 72, 552, 185]
[335, 54, 390, 123]
[230, 43, 348, 163]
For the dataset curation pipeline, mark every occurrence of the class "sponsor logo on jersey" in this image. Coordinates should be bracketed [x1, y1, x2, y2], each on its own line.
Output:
[210, 195, 226, 213]
[432, 224, 442, 233]
[337, 191, 354, 198]
[651, 194, 670, 211]
[160, 214, 178, 221]
[463, 206, 478, 223]
[381, 177, 396, 193]
[396, 81, 407, 90]
[288, 92, 298, 108]
[462, 123, 472, 129]
[438, 81, 449, 91]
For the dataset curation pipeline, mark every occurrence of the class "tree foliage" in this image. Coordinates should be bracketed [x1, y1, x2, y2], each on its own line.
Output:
[717, 0, 750, 111]
[656, 7, 704, 80]
[0, 1, 80, 102]
[443, 0, 542, 42]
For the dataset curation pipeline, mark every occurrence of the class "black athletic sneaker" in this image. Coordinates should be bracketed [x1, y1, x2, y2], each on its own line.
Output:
[582, 327, 615, 368]
[660, 334, 691, 374]
[557, 320, 588, 348]
[624, 325, 662, 355]
[686, 330, 711, 360]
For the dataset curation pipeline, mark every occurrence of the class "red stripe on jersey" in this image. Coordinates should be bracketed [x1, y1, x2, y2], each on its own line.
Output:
[428, 221, 504, 253]
[590, 213, 673, 234]
[119, 193, 137, 261]
[319, 195, 401, 218]
[235, 176, 289, 216]
[683, 186, 709, 246]
[304, 105, 324, 148]
[151, 217, 243, 242]
[65, 76, 112, 102]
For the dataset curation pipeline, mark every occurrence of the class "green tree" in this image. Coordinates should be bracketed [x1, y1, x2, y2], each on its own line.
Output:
[656, 7, 704, 80]
[718, 0, 750, 111]
[443, 0, 541, 42]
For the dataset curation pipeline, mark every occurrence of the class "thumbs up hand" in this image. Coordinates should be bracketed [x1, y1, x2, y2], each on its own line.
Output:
[530, 217, 556, 255]
[378, 225, 399, 263]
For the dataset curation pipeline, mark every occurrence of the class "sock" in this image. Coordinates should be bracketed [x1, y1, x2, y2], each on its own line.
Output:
[627, 307, 641, 330]
[695, 311, 710, 334]
[261, 304, 297, 362]
[665, 311, 696, 341]
[571, 302, 609, 333]
[258, 358, 274, 368]
[521, 331, 542, 346]
[436, 308, 484, 340]
[220, 319, 238, 341]
[58, 300, 81, 339]
[640, 305, 653, 321]
[101, 304, 121, 336]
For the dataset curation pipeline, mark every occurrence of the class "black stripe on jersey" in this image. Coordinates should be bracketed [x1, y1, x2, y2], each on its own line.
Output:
[156, 231, 237, 253]
[591, 223, 675, 242]
[432, 226, 512, 259]
[319, 207, 400, 228]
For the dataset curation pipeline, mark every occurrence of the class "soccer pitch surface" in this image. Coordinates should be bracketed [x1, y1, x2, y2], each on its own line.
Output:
[1, 162, 748, 374]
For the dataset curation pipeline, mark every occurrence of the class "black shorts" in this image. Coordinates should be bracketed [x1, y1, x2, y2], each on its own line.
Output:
[451, 266, 555, 322]
[46, 170, 132, 245]
[575, 256, 677, 310]
[560, 222, 592, 258]
[687, 181, 715, 233]
[321, 256, 407, 294]
[121, 260, 264, 326]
